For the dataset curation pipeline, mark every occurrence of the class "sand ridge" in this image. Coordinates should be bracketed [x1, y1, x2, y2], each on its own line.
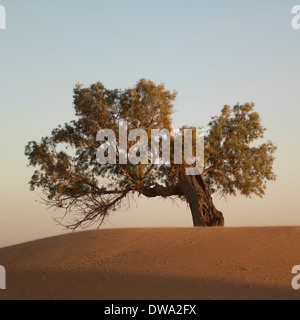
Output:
[0, 227, 300, 300]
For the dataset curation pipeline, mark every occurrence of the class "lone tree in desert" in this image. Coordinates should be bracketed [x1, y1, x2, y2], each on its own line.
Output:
[25, 79, 276, 229]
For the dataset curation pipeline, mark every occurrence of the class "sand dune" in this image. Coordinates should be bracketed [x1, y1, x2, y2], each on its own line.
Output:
[0, 227, 300, 300]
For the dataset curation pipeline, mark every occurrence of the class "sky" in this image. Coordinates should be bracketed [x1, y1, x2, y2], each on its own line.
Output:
[0, 0, 300, 247]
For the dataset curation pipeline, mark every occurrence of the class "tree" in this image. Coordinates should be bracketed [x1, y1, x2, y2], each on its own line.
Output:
[25, 79, 277, 229]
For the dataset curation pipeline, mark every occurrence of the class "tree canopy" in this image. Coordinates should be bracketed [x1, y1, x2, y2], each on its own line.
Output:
[25, 79, 277, 229]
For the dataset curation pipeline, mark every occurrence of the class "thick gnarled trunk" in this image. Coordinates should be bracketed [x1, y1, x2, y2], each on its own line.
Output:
[141, 166, 224, 227]
[178, 167, 224, 227]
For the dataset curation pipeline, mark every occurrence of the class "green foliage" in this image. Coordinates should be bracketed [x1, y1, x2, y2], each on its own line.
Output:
[25, 79, 177, 228]
[25, 80, 276, 229]
[204, 103, 277, 197]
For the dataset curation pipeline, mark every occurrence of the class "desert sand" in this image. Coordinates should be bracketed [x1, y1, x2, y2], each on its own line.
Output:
[0, 227, 300, 300]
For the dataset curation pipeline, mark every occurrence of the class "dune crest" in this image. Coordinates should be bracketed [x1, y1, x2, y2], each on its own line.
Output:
[0, 227, 300, 300]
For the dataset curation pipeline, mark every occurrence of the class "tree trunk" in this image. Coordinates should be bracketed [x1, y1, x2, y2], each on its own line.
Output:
[178, 167, 224, 227]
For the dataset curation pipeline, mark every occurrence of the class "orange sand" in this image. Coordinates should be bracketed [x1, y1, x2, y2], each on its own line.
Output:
[1, 227, 300, 300]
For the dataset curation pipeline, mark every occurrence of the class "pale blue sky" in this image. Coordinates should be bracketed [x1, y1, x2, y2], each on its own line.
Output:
[1, 1, 300, 246]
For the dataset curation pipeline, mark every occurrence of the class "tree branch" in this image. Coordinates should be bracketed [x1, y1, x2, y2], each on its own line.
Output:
[141, 181, 182, 198]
